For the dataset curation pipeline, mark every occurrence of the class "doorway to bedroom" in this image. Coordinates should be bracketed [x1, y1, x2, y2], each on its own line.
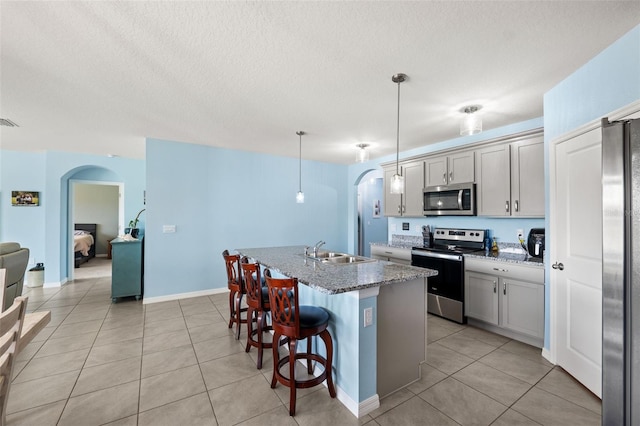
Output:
[70, 180, 123, 281]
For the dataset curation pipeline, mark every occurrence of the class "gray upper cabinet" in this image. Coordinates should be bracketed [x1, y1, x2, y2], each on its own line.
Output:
[476, 144, 511, 216]
[510, 137, 544, 217]
[425, 151, 475, 187]
[383, 160, 424, 217]
[476, 134, 544, 217]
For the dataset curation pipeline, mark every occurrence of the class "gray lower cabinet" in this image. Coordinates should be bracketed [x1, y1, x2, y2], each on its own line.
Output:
[110, 238, 143, 302]
[465, 257, 544, 347]
[370, 246, 412, 265]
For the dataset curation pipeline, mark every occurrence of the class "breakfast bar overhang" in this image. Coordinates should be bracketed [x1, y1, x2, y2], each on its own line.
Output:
[235, 246, 438, 418]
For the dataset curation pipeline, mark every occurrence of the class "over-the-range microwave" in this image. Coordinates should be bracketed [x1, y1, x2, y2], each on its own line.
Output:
[423, 182, 476, 216]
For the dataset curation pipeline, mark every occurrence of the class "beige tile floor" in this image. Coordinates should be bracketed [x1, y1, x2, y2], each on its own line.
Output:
[7, 257, 602, 425]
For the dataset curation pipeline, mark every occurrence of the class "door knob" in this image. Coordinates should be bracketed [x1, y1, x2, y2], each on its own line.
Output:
[552, 262, 564, 270]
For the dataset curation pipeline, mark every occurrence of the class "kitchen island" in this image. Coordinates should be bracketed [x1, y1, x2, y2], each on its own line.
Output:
[235, 246, 437, 418]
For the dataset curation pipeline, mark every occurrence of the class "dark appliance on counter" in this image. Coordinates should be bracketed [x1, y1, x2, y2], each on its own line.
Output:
[411, 227, 485, 323]
[423, 183, 476, 216]
[527, 228, 545, 258]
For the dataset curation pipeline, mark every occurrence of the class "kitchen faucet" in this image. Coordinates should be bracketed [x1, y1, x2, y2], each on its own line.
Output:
[313, 240, 325, 257]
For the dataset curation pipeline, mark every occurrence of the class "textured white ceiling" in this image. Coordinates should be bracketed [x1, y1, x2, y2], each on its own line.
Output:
[1, 1, 639, 164]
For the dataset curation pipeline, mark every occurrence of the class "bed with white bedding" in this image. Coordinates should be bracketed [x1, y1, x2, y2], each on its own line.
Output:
[74, 223, 96, 267]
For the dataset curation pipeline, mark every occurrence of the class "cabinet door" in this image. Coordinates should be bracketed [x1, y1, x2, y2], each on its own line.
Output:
[465, 271, 499, 325]
[383, 167, 402, 217]
[402, 160, 424, 216]
[501, 278, 544, 339]
[511, 137, 544, 217]
[476, 144, 511, 216]
[425, 156, 447, 187]
[449, 151, 475, 184]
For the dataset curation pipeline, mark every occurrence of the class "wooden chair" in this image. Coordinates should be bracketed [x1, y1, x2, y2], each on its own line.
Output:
[240, 257, 272, 369]
[0, 296, 28, 426]
[265, 272, 336, 416]
[222, 250, 247, 340]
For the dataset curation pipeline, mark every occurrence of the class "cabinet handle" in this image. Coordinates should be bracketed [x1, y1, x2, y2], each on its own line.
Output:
[492, 267, 508, 272]
[552, 262, 565, 271]
[384, 251, 393, 254]
[443, 173, 447, 183]
[493, 281, 497, 293]
[397, 205, 401, 214]
[505, 201, 510, 212]
[449, 171, 453, 182]
[515, 200, 519, 212]
[402, 205, 406, 213]
[503, 283, 506, 295]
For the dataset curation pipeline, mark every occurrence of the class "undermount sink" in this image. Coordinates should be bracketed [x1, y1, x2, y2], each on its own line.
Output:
[321, 255, 374, 264]
[306, 251, 375, 264]
[312, 251, 344, 259]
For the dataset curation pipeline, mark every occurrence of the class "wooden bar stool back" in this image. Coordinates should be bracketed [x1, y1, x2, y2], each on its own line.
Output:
[222, 250, 247, 340]
[0, 296, 27, 426]
[265, 272, 336, 416]
[240, 257, 272, 369]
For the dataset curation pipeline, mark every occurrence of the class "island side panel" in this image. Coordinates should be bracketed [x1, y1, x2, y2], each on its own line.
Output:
[297, 283, 378, 411]
[377, 277, 426, 398]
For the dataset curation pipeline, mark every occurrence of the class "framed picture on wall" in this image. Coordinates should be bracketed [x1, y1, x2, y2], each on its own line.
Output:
[11, 191, 40, 206]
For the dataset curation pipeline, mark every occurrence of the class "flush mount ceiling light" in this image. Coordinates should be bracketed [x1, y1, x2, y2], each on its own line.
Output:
[296, 131, 305, 204]
[389, 73, 407, 195]
[355, 143, 370, 163]
[460, 105, 483, 136]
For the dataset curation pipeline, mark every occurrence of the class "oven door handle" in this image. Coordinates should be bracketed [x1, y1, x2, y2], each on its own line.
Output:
[411, 251, 463, 262]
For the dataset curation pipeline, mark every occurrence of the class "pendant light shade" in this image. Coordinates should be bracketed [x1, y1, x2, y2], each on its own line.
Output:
[355, 143, 370, 163]
[390, 73, 407, 195]
[460, 105, 482, 136]
[296, 131, 305, 203]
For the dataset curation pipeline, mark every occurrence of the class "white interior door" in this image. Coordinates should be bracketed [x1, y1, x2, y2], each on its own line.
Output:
[551, 126, 603, 397]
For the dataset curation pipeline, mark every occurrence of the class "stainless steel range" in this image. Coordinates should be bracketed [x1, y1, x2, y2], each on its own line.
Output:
[411, 228, 486, 323]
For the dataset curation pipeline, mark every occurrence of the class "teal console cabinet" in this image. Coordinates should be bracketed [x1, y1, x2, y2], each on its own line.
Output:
[110, 237, 144, 302]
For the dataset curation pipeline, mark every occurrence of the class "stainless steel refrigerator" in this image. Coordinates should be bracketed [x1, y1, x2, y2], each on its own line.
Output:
[602, 117, 640, 425]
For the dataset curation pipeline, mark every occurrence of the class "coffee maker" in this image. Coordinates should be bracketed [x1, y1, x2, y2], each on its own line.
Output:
[527, 228, 545, 258]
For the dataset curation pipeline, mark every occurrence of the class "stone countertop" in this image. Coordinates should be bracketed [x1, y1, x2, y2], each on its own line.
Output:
[235, 246, 437, 295]
[371, 242, 544, 267]
[463, 250, 544, 267]
[370, 241, 416, 250]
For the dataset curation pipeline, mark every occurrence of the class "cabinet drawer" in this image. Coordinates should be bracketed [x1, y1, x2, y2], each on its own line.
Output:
[465, 257, 543, 284]
[371, 246, 412, 264]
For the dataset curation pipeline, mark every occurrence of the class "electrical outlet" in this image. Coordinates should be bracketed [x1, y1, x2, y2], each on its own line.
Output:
[364, 307, 373, 327]
[517, 229, 524, 241]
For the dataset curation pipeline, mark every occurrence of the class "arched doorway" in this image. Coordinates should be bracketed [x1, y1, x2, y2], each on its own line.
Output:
[354, 169, 387, 257]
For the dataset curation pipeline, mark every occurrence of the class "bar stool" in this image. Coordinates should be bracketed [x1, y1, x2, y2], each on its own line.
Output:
[222, 250, 247, 340]
[265, 271, 336, 416]
[240, 257, 272, 369]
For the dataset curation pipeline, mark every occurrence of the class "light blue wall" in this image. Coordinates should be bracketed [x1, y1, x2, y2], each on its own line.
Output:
[0, 149, 145, 284]
[542, 24, 640, 349]
[144, 138, 349, 299]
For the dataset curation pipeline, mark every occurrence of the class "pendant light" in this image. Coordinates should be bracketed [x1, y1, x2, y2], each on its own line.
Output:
[296, 131, 305, 203]
[355, 143, 370, 163]
[460, 105, 483, 136]
[390, 73, 407, 195]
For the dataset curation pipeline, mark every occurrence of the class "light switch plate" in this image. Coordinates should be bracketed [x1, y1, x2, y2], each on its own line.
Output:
[163, 225, 176, 233]
[364, 307, 373, 327]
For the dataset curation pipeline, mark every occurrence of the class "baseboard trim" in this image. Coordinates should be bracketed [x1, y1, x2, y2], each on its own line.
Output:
[43, 278, 67, 288]
[143, 287, 227, 304]
[541, 347, 554, 364]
